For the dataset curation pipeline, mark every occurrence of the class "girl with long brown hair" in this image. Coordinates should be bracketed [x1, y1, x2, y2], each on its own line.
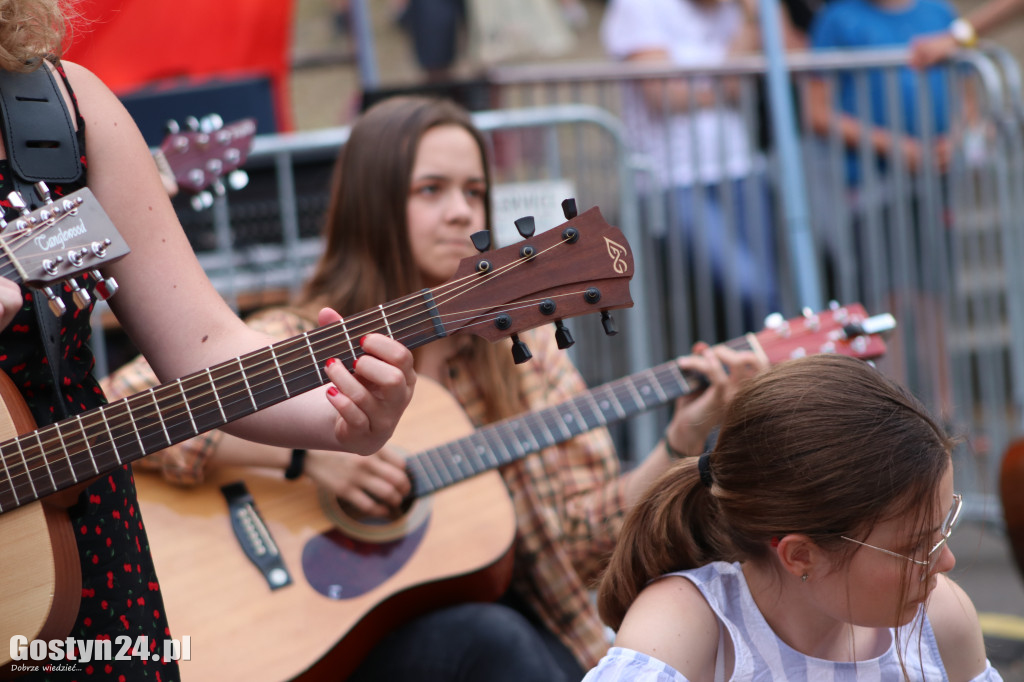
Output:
[105, 95, 763, 679]
[585, 354, 999, 681]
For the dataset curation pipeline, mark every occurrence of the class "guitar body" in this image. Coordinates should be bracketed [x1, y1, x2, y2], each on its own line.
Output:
[137, 377, 517, 682]
[1000, 438, 1024, 582]
[0, 372, 81, 678]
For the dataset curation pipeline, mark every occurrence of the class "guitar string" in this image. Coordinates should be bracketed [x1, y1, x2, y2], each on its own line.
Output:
[0, 232, 613, 494]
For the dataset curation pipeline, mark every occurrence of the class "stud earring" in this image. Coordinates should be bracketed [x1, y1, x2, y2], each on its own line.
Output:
[801, 574, 808, 582]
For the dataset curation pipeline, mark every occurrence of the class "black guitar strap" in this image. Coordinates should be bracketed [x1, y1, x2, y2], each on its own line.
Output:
[0, 63, 85, 420]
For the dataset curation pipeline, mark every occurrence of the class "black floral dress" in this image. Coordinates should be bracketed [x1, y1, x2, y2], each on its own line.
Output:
[2, 64, 178, 682]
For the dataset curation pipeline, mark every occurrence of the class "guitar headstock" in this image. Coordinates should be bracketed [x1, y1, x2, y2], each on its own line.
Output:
[751, 303, 894, 363]
[155, 115, 256, 211]
[1, 185, 130, 314]
[432, 203, 634, 363]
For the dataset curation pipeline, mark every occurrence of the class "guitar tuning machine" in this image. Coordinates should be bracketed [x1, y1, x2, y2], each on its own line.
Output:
[191, 191, 215, 212]
[90, 269, 119, 300]
[227, 169, 249, 191]
[33, 181, 53, 205]
[43, 286, 66, 316]
[66, 278, 92, 310]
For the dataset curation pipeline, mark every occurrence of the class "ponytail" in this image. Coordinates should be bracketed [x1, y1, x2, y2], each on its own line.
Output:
[597, 456, 726, 629]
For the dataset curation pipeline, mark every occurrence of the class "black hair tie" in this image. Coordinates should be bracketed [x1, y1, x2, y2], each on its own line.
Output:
[697, 452, 714, 489]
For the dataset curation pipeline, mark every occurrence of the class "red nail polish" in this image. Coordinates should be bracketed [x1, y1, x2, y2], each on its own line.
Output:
[327, 386, 339, 397]
[352, 356, 358, 369]
[325, 357, 338, 369]
[360, 335, 368, 347]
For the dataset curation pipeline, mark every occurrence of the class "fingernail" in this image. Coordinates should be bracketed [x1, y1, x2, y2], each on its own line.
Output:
[352, 356, 358, 369]
[360, 335, 368, 347]
[327, 386, 339, 397]
[326, 357, 338, 369]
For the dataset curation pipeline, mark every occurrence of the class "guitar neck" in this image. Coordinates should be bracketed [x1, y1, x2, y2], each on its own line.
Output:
[0, 292, 447, 513]
[407, 333, 755, 496]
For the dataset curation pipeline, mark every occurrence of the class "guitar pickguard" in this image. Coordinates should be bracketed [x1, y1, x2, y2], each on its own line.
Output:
[302, 514, 432, 600]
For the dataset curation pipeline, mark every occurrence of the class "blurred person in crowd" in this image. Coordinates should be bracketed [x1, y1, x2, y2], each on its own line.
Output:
[584, 354, 1000, 682]
[104, 95, 764, 680]
[600, 0, 801, 331]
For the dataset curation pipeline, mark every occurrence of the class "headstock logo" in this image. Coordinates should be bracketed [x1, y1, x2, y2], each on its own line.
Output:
[604, 237, 629, 274]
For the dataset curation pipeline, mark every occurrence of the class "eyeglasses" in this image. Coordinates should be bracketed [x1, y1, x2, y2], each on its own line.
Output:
[841, 493, 963, 582]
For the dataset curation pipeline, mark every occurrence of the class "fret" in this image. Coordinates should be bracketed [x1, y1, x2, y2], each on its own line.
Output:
[268, 345, 290, 399]
[576, 391, 609, 429]
[162, 381, 198, 444]
[74, 414, 100, 475]
[205, 368, 228, 425]
[523, 410, 557, 451]
[545, 406, 575, 441]
[507, 419, 540, 454]
[406, 457, 428, 495]
[468, 432, 500, 469]
[426, 449, 455, 486]
[0, 444, 20, 508]
[417, 451, 446, 490]
[81, 408, 119, 474]
[32, 430, 57, 492]
[174, 379, 198, 435]
[337, 317, 358, 371]
[622, 376, 646, 412]
[437, 443, 474, 480]
[123, 395, 148, 455]
[561, 400, 589, 439]
[148, 389, 172, 448]
[378, 304, 393, 338]
[50, 423, 78, 485]
[301, 334, 325, 385]
[104, 399, 144, 463]
[182, 373, 221, 436]
[15, 434, 38, 499]
[241, 351, 289, 411]
[639, 369, 670, 404]
[236, 358, 258, 413]
[482, 428, 516, 466]
[592, 386, 626, 421]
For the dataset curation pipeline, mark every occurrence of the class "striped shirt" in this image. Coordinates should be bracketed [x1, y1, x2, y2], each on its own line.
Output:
[584, 561, 1004, 681]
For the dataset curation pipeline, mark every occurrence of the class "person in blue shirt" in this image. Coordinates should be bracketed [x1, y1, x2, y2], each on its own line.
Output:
[805, 0, 958, 181]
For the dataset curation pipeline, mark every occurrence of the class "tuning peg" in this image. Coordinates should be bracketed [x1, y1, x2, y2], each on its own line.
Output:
[211, 178, 227, 197]
[471, 231, 491, 253]
[33, 182, 52, 204]
[561, 198, 578, 220]
[64, 278, 91, 309]
[554, 320, 575, 349]
[191, 191, 214, 212]
[90, 270, 119, 300]
[164, 119, 181, 135]
[510, 333, 532, 364]
[7, 192, 29, 216]
[227, 169, 249, 191]
[200, 113, 224, 133]
[42, 286, 66, 316]
[184, 116, 200, 132]
[514, 216, 535, 239]
[600, 311, 618, 336]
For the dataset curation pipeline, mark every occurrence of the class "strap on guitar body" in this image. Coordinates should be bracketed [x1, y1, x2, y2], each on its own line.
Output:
[0, 63, 84, 421]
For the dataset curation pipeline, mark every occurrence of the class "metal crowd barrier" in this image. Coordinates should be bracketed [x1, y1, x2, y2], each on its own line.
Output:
[487, 50, 1024, 524]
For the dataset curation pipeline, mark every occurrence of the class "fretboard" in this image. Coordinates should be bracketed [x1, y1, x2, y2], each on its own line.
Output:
[407, 361, 693, 496]
[0, 292, 446, 513]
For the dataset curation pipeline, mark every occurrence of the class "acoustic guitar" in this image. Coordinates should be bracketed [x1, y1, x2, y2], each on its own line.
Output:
[135, 303, 894, 682]
[1000, 439, 1024, 581]
[0, 205, 635, 676]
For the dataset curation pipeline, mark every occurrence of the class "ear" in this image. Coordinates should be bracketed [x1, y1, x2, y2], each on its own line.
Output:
[775, 534, 827, 581]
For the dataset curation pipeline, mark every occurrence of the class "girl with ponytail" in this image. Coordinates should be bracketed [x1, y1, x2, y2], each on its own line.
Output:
[587, 354, 1000, 681]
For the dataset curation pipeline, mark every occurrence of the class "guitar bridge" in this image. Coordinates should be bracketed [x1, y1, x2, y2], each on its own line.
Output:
[221, 481, 292, 591]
